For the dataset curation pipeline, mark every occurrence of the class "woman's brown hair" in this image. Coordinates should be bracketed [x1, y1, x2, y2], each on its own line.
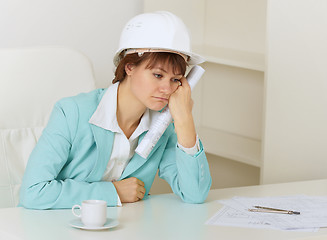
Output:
[112, 52, 188, 84]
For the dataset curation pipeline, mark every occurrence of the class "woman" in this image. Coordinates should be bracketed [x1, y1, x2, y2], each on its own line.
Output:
[19, 11, 211, 209]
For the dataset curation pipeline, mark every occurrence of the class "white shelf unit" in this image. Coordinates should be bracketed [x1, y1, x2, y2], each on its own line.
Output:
[194, 61, 264, 167]
[144, 0, 266, 167]
[194, 45, 265, 72]
[198, 126, 261, 167]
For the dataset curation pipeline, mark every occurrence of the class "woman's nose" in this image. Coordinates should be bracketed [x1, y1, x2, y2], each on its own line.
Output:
[159, 79, 173, 93]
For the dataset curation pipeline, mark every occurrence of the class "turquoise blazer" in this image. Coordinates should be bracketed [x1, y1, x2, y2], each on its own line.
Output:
[19, 89, 211, 209]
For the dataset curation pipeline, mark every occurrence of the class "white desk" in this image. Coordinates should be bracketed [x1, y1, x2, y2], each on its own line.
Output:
[1, 179, 327, 240]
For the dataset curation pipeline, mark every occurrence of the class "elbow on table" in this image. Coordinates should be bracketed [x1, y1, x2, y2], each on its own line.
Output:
[181, 191, 209, 204]
[19, 184, 53, 210]
[19, 198, 39, 209]
[19, 192, 41, 210]
[180, 183, 212, 204]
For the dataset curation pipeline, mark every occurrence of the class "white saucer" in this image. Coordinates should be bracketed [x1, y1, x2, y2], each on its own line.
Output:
[69, 218, 119, 230]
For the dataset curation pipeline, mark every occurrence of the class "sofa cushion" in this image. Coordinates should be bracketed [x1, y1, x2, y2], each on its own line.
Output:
[0, 127, 43, 207]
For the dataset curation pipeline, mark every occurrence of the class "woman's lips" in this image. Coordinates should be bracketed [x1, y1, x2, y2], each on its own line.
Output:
[153, 96, 168, 102]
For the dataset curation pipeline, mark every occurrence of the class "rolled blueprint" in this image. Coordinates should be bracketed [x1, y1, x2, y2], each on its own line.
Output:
[135, 65, 205, 159]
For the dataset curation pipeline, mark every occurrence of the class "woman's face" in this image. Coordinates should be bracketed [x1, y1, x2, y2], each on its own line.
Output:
[127, 60, 183, 111]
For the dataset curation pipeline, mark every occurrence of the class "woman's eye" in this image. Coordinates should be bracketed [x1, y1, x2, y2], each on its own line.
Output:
[172, 78, 180, 83]
[154, 73, 162, 78]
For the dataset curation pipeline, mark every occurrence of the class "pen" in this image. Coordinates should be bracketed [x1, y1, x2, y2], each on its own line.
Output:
[248, 206, 301, 215]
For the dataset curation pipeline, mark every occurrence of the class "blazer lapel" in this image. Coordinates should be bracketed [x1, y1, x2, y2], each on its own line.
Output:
[87, 124, 165, 180]
[120, 131, 163, 179]
[86, 124, 114, 181]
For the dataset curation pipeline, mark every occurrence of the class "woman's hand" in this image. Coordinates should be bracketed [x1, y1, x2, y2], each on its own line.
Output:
[112, 177, 145, 203]
[168, 77, 197, 148]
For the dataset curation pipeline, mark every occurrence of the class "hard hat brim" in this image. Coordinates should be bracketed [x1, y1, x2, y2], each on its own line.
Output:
[113, 48, 205, 67]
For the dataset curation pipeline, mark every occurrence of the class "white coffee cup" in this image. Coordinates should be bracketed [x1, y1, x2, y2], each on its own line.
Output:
[72, 200, 107, 227]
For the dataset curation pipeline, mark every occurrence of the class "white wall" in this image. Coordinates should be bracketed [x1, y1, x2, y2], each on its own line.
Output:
[261, 0, 327, 184]
[0, 0, 143, 88]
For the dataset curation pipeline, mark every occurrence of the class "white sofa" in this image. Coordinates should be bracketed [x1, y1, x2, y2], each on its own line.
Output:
[0, 47, 96, 208]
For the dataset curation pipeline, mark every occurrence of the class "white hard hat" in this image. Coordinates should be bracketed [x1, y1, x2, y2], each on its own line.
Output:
[114, 11, 205, 66]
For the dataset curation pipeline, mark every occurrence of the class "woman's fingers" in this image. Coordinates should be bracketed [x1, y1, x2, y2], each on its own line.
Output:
[113, 177, 146, 203]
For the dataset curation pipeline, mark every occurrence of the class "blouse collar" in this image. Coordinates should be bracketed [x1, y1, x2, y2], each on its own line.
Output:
[89, 82, 158, 140]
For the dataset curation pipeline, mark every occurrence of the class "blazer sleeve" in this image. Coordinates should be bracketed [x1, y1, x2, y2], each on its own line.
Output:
[19, 98, 119, 209]
[158, 125, 212, 203]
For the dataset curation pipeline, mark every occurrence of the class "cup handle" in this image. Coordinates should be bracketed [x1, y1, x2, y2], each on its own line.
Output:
[72, 204, 82, 218]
